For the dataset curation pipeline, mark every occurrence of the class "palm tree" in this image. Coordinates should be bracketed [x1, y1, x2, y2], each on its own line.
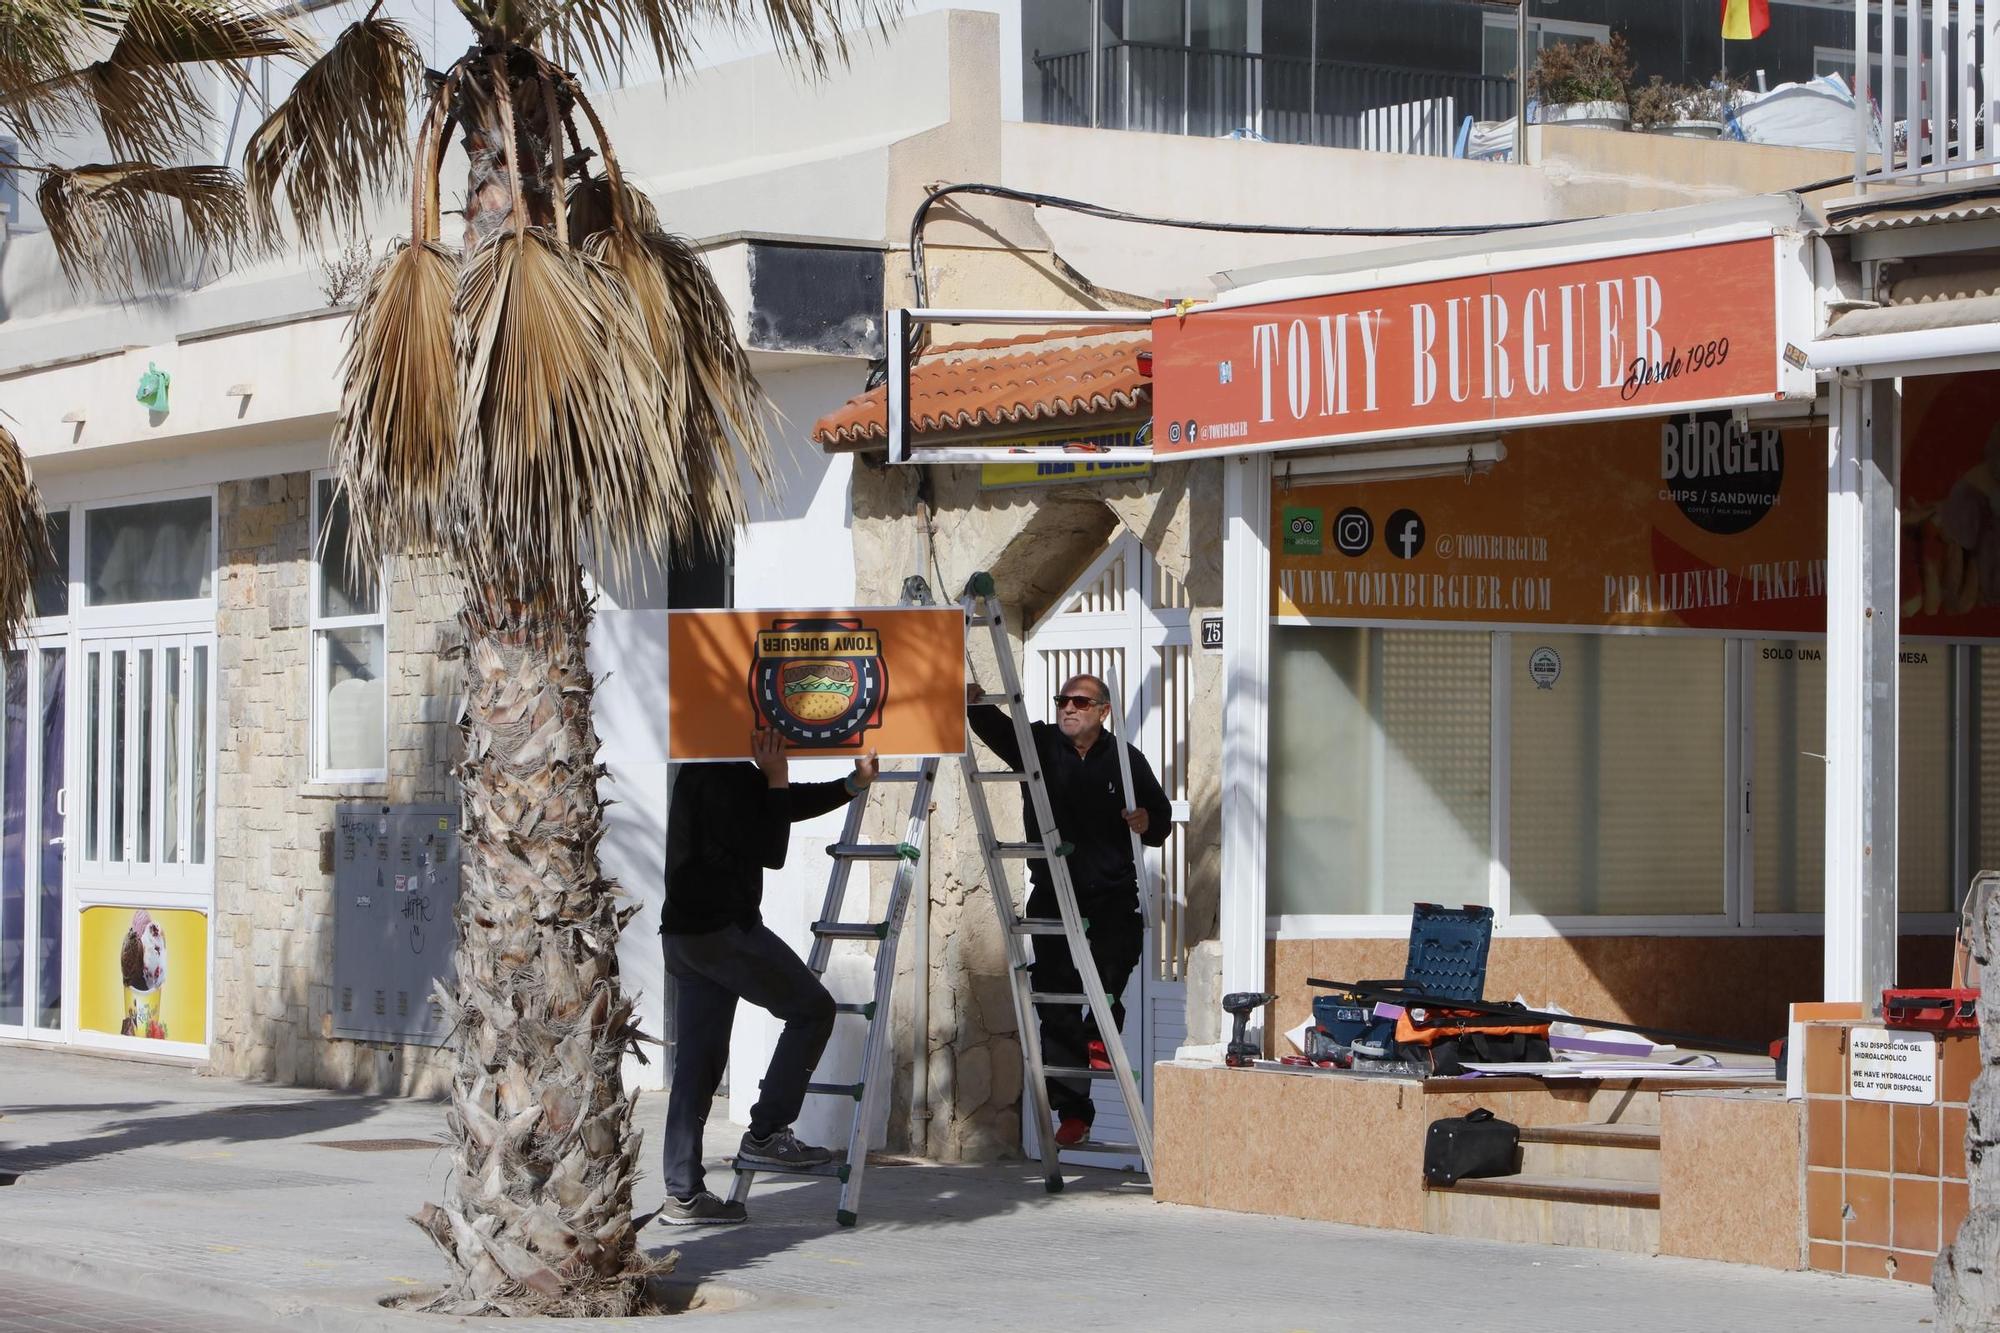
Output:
[0, 0, 312, 649]
[244, 0, 885, 1316]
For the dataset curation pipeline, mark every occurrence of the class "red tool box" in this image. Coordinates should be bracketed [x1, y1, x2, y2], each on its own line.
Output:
[1882, 988, 1979, 1032]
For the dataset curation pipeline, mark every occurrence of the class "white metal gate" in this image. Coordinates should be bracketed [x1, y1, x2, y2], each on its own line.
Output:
[1020, 532, 1193, 1169]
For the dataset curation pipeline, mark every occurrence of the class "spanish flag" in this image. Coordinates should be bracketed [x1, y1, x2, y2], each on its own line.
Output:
[1722, 0, 1770, 40]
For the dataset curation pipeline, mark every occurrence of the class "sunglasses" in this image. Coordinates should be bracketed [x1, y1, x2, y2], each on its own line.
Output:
[1053, 694, 1107, 711]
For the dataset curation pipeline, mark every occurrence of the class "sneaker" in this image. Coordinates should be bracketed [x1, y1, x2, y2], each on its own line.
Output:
[657, 1191, 747, 1227]
[737, 1127, 836, 1169]
[1054, 1115, 1091, 1148]
[1086, 1039, 1112, 1071]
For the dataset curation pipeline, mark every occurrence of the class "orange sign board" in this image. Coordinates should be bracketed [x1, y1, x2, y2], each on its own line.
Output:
[667, 607, 967, 761]
[1154, 237, 1795, 458]
[1275, 415, 1826, 632]
[1273, 376, 2000, 641]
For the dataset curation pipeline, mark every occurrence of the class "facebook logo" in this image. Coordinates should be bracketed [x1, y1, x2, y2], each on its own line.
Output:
[1386, 509, 1426, 560]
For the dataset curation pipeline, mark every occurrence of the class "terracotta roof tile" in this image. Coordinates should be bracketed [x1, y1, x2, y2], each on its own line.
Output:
[812, 326, 1152, 451]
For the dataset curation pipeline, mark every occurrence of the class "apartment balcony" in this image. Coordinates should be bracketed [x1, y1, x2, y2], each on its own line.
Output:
[1852, 0, 2000, 187]
[1033, 40, 1517, 160]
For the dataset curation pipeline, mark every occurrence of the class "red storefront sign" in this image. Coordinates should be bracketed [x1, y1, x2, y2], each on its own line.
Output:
[1150, 236, 1803, 458]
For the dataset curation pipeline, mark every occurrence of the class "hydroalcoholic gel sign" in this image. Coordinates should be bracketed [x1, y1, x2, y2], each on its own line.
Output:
[1848, 1027, 1938, 1105]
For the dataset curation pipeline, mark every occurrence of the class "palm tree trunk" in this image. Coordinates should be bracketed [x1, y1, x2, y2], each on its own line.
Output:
[412, 67, 655, 1316]
[1938, 889, 2000, 1330]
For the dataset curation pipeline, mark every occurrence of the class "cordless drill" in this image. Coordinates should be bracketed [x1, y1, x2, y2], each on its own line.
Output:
[1222, 992, 1277, 1068]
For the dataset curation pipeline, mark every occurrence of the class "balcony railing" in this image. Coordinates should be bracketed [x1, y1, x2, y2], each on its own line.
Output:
[1034, 41, 1516, 159]
[1854, 0, 1999, 185]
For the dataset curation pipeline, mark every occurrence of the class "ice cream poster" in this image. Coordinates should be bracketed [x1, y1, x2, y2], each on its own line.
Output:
[78, 907, 207, 1044]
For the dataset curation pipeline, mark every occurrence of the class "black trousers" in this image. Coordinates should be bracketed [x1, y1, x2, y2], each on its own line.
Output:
[661, 921, 836, 1199]
[1025, 878, 1144, 1126]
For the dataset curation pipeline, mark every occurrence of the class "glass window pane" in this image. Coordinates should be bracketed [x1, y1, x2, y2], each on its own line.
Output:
[2, 652, 23, 1025]
[1511, 635, 1727, 916]
[316, 479, 379, 618]
[110, 649, 126, 860]
[1901, 649, 1954, 913]
[84, 653, 99, 862]
[135, 648, 152, 865]
[192, 645, 208, 865]
[32, 510, 69, 618]
[163, 647, 180, 864]
[1269, 626, 1491, 915]
[85, 497, 212, 605]
[1980, 649, 2000, 878]
[37, 647, 63, 1028]
[1753, 641, 1825, 913]
[321, 626, 387, 774]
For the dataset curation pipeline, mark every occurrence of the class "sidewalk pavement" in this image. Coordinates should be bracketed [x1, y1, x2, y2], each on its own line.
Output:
[0, 1046, 1932, 1332]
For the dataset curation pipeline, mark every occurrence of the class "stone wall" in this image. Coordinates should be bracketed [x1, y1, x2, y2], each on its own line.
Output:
[209, 472, 463, 1094]
[850, 457, 1225, 1160]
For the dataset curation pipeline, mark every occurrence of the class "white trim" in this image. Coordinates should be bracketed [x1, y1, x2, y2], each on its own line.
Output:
[1221, 452, 1272, 1007]
[71, 488, 219, 634]
[1271, 913, 1963, 939]
[308, 473, 388, 786]
[1807, 326, 2000, 375]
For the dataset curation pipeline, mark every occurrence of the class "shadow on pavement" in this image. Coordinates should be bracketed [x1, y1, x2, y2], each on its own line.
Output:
[0, 1095, 396, 1183]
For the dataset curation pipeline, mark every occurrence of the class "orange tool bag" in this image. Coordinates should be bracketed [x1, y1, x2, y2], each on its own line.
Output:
[1395, 1003, 1553, 1075]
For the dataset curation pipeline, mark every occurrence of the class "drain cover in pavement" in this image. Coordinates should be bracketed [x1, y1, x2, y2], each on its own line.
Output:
[311, 1139, 441, 1152]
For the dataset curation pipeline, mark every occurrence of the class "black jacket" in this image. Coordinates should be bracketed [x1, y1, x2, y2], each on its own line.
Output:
[661, 762, 857, 935]
[966, 704, 1173, 894]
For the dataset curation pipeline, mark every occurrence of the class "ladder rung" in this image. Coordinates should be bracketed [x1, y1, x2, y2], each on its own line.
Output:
[827, 843, 919, 861]
[972, 770, 1029, 783]
[994, 842, 1064, 858]
[871, 771, 925, 783]
[806, 1081, 865, 1100]
[1043, 1066, 1119, 1080]
[1063, 1140, 1142, 1154]
[1029, 992, 1090, 1005]
[833, 1001, 877, 1018]
[729, 1158, 852, 1182]
[1012, 919, 1070, 935]
[813, 921, 888, 941]
[972, 691, 1016, 705]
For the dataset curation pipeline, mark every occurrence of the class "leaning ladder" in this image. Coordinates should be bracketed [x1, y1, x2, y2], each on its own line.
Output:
[959, 571, 1155, 1191]
[725, 585, 943, 1227]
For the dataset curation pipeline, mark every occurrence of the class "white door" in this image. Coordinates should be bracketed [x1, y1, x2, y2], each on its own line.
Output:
[0, 641, 67, 1039]
[1020, 533, 1193, 1170]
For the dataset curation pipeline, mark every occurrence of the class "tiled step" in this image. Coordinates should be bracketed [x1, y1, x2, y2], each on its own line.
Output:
[1424, 1173, 1661, 1253]
[1517, 1121, 1662, 1185]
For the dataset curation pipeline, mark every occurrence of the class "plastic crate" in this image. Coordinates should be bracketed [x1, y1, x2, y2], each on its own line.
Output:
[1356, 903, 1494, 1003]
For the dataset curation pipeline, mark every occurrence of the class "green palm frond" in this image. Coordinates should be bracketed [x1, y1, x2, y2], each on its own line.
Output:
[246, 10, 422, 246]
[38, 161, 253, 288]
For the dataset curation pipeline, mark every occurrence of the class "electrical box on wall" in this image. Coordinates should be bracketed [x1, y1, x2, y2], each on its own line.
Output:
[330, 804, 461, 1046]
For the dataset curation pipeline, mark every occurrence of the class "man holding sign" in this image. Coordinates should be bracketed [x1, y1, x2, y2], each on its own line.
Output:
[657, 729, 877, 1226]
[967, 674, 1171, 1149]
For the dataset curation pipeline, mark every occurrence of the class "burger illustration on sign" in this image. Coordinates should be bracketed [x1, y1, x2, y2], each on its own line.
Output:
[749, 616, 888, 748]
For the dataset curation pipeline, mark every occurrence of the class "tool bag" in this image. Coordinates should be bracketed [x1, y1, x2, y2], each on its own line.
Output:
[1423, 1108, 1520, 1186]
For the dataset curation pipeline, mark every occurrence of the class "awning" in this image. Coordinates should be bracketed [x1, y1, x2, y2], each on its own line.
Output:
[812, 326, 1150, 453]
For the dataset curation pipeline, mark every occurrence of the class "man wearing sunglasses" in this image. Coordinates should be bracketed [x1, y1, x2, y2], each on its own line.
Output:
[966, 673, 1173, 1149]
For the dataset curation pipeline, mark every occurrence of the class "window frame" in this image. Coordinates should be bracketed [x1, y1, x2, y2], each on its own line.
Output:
[1267, 616, 1967, 939]
[73, 487, 218, 633]
[308, 472, 388, 786]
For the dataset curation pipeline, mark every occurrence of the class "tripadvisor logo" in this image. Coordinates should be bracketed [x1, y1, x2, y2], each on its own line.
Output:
[749, 617, 887, 748]
[1660, 413, 1784, 536]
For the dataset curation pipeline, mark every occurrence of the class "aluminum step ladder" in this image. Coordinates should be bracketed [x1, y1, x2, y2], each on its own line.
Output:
[724, 584, 943, 1228]
[958, 571, 1154, 1191]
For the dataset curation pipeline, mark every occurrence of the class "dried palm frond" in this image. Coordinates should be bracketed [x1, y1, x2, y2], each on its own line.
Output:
[38, 161, 251, 288]
[23, 0, 309, 162]
[0, 422, 47, 652]
[245, 9, 421, 246]
[526, 0, 893, 84]
[640, 229, 773, 545]
[0, 0, 98, 117]
[331, 239, 459, 569]
[564, 171, 658, 248]
[451, 228, 691, 607]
